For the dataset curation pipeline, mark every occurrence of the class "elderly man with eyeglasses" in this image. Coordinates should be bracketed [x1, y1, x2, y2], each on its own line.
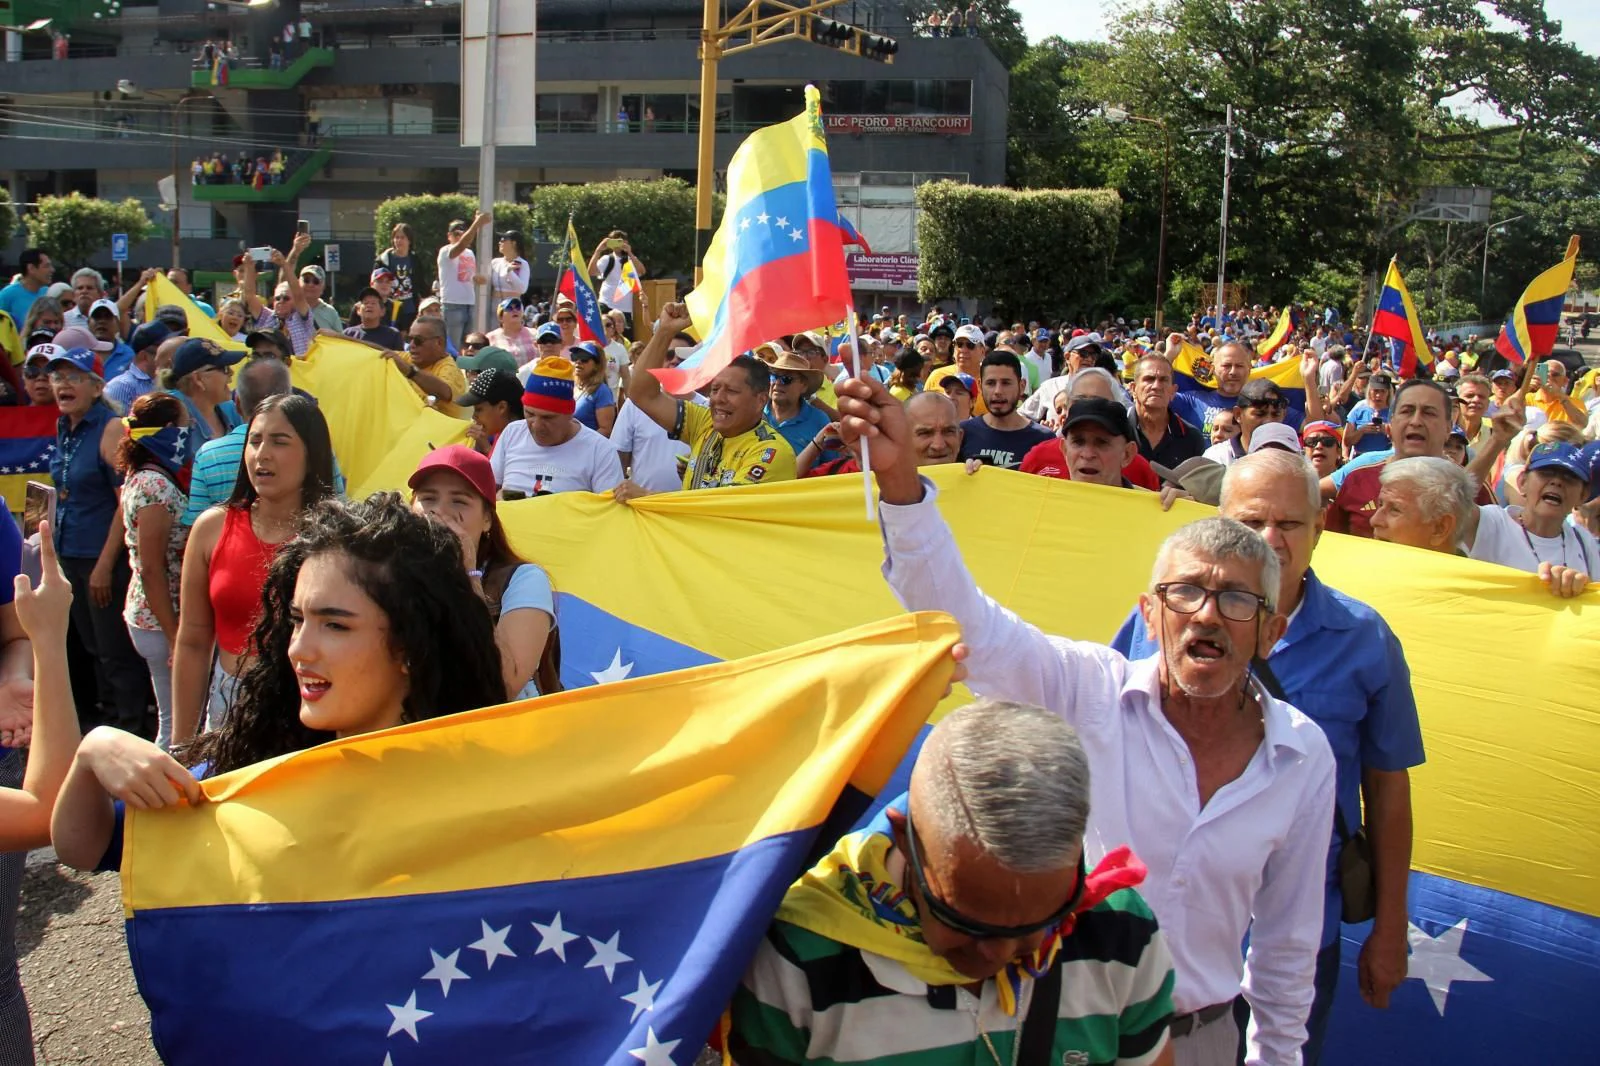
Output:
[732, 700, 1179, 1065]
[835, 374, 1336, 1066]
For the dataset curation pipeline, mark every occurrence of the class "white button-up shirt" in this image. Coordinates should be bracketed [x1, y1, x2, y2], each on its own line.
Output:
[880, 481, 1335, 1066]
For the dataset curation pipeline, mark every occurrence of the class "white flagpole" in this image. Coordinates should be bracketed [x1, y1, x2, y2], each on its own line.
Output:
[844, 304, 874, 520]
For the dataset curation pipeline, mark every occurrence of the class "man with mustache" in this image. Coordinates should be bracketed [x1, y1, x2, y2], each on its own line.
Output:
[837, 375, 1336, 1066]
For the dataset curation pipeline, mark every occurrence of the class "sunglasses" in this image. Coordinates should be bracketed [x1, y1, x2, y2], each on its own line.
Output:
[771, 373, 800, 386]
[1243, 399, 1287, 413]
[954, 340, 976, 349]
[904, 810, 1085, 940]
[555, 316, 577, 325]
[1304, 435, 1340, 449]
[22, 365, 48, 379]
[463, 341, 486, 351]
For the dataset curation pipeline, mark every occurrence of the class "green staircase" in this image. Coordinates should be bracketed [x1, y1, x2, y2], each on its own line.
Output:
[191, 46, 335, 90]
[191, 145, 333, 203]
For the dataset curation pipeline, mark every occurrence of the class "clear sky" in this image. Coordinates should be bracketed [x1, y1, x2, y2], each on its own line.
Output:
[1010, 0, 1600, 57]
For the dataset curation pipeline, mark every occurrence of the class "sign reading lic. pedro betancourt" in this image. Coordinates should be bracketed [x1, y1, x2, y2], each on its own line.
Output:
[824, 114, 973, 135]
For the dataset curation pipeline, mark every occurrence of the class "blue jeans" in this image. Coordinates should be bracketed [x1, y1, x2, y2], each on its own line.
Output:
[442, 303, 473, 347]
[1232, 937, 1340, 1065]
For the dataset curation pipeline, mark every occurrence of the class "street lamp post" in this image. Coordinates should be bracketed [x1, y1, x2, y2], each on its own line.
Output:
[1481, 213, 1526, 313]
[169, 91, 208, 270]
[1103, 106, 1172, 333]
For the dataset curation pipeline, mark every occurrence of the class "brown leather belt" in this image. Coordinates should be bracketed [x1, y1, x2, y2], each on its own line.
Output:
[1169, 1001, 1232, 1038]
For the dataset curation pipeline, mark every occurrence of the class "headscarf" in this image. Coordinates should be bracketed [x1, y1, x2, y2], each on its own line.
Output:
[126, 419, 192, 487]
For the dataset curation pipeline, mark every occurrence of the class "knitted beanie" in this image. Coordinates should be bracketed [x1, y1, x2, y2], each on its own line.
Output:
[522, 356, 576, 415]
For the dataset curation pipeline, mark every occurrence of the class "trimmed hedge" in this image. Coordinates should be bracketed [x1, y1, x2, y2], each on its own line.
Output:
[525, 178, 723, 280]
[915, 183, 1122, 315]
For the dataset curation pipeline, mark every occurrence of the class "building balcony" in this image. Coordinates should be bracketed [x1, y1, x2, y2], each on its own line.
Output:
[190, 145, 333, 202]
[190, 46, 335, 89]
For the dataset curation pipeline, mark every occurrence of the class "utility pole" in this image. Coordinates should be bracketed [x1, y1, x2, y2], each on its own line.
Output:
[694, 0, 721, 286]
[473, 0, 500, 335]
[1215, 103, 1233, 315]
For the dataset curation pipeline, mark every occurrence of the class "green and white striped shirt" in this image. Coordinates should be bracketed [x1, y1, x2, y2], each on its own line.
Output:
[730, 886, 1175, 1065]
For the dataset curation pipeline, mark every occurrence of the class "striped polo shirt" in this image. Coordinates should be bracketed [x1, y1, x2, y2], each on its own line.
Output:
[731, 887, 1175, 1065]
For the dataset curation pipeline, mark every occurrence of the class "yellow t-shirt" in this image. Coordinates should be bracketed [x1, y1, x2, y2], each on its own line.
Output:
[402, 353, 468, 419]
[673, 402, 796, 490]
[889, 384, 915, 403]
[924, 364, 988, 416]
[1530, 391, 1575, 424]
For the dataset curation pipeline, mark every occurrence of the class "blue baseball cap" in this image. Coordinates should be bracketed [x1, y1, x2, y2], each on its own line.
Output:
[1490, 368, 1516, 381]
[171, 337, 243, 381]
[497, 296, 524, 314]
[1579, 442, 1600, 501]
[1525, 441, 1589, 483]
[45, 346, 97, 375]
[535, 321, 563, 342]
[1033, 328, 1052, 341]
[129, 321, 173, 354]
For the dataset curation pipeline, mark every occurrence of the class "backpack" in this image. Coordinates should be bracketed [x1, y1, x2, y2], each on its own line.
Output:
[480, 562, 564, 697]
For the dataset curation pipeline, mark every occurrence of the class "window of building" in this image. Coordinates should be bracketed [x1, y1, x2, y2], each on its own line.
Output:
[821, 80, 972, 116]
[618, 93, 691, 132]
[536, 93, 601, 133]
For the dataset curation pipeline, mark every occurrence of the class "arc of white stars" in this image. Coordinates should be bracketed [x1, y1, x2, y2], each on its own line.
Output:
[585, 931, 633, 982]
[774, 216, 789, 228]
[621, 971, 663, 1023]
[532, 912, 580, 961]
[629, 1026, 681, 1066]
[468, 920, 516, 970]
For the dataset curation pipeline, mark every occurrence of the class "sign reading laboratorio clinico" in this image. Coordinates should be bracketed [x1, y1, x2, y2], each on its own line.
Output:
[847, 254, 919, 292]
[825, 114, 972, 136]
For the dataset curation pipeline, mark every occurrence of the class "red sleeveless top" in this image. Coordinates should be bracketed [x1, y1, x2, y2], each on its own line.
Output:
[208, 505, 279, 657]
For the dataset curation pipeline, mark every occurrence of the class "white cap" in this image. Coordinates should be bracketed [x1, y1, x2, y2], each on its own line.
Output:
[954, 324, 985, 346]
[1248, 423, 1304, 455]
[89, 298, 119, 318]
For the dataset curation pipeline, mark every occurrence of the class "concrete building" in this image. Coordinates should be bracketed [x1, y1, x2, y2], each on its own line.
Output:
[0, 0, 1007, 310]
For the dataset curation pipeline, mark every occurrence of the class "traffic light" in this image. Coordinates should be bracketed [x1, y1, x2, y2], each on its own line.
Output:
[808, 16, 897, 64]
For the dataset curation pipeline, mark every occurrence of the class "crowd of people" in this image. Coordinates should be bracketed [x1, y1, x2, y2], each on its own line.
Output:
[0, 223, 1595, 1064]
[191, 150, 292, 187]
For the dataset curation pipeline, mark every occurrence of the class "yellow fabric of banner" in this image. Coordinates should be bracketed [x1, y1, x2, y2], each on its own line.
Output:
[490, 468, 1600, 917]
[142, 274, 247, 351]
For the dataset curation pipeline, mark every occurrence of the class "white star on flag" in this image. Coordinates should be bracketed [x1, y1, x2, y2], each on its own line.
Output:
[740, 218, 752, 231]
[532, 912, 581, 962]
[468, 920, 517, 970]
[620, 971, 663, 1023]
[591, 649, 635, 685]
[421, 948, 470, 998]
[628, 1026, 681, 1066]
[585, 931, 633, 982]
[790, 229, 804, 241]
[385, 991, 432, 1042]
[775, 216, 789, 228]
[756, 212, 770, 225]
[1406, 918, 1492, 1015]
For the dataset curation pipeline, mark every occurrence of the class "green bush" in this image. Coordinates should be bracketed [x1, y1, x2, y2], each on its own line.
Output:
[373, 195, 533, 301]
[526, 178, 723, 280]
[0, 187, 16, 247]
[24, 193, 153, 271]
[915, 182, 1122, 316]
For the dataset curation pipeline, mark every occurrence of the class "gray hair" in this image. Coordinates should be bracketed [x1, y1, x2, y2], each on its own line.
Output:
[914, 701, 1090, 874]
[1067, 366, 1118, 399]
[1151, 516, 1282, 612]
[235, 356, 292, 417]
[1221, 448, 1321, 518]
[70, 267, 105, 290]
[1380, 457, 1475, 532]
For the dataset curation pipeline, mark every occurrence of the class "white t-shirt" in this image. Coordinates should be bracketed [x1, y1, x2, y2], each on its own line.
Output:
[1020, 349, 1051, 394]
[1202, 439, 1244, 467]
[1469, 505, 1600, 576]
[604, 339, 630, 392]
[491, 256, 530, 298]
[437, 245, 478, 306]
[610, 399, 692, 495]
[491, 419, 624, 496]
[594, 253, 635, 313]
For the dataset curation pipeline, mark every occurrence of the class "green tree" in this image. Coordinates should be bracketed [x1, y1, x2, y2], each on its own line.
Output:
[0, 186, 16, 247]
[24, 193, 152, 270]
[916, 182, 1121, 317]
[902, 0, 1028, 66]
[526, 179, 722, 280]
[1005, 39, 1110, 189]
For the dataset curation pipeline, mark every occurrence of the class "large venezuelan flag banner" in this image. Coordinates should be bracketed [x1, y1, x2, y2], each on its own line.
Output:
[123, 613, 957, 1065]
[659, 84, 852, 395]
[491, 468, 1599, 1063]
[141, 273, 247, 352]
[1495, 235, 1580, 366]
[0, 406, 56, 518]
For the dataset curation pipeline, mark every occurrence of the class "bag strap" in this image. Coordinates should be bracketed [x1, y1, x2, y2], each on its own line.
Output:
[1016, 952, 1064, 1066]
[1253, 654, 1354, 843]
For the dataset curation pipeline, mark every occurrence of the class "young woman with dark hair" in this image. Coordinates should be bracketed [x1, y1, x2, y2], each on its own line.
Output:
[409, 446, 556, 701]
[115, 392, 190, 749]
[170, 394, 336, 745]
[50, 493, 506, 871]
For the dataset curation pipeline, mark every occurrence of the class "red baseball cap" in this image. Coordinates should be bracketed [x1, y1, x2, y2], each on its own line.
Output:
[408, 445, 496, 505]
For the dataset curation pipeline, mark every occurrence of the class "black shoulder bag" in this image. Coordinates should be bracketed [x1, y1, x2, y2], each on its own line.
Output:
[1251, 656, 1375, 924]
[1016, 951, 1065, 1065]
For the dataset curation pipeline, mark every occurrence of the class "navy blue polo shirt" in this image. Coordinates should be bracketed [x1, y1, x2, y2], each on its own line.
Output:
[1110, 568, 1425, 945]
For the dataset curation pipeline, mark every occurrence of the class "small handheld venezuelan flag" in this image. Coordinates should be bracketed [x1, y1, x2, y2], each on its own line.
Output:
[1494, 236, 1579, 366]
[1370, 257, 1434, 378]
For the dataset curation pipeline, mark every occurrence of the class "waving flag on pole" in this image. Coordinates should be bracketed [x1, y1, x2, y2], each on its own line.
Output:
[123, 613, 956, 1066]
[1371, 257, 1435, 378]
[1494, 236, 1579, 366]
[838, 213, 873, 254]
[1255, 305, 1300, 360]
[654, 84, 853, 395]
[556, 220, 607, 346]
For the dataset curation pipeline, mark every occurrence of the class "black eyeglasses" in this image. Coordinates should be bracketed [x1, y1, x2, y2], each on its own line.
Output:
[904, 810, 1084, 940]
[1154, 581, 1268, 623]
[1304, 435, 1339, 449]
